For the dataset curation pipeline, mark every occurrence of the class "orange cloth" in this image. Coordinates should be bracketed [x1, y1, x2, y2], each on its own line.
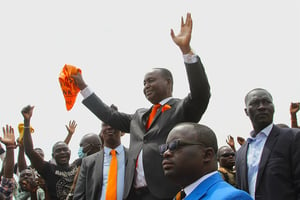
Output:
[146, 104, 161, 130]
[18, 123, 34, 142]
[59, 64, 82, 111]
[106, 149, 117, 200]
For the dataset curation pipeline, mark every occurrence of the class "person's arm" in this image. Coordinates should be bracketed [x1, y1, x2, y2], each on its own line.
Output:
[17, 140, 28, 172]
[290, 102, 299, 128]
[21, 105, 45, 172]
[64, 120, 77, 145]
[171, 13, 210, 121]
[0, 125, 16, 178]
[226, 135, 236, 152]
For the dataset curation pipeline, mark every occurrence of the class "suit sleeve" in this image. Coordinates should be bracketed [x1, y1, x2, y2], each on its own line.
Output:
[73, 160, 87, 200]
[184, 56, 211, 122]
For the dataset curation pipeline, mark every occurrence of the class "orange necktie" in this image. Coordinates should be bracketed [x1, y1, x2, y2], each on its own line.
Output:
[146, 104, 161, 130]
[106, 149, 117, 200]
[175, 190, 186, 200]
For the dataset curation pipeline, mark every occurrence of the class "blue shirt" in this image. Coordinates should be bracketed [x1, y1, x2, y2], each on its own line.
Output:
[247, 123, 273, 198]
[100, 144, 125, 200]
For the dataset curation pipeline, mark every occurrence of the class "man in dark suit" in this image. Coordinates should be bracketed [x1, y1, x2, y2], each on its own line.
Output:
[161, 122, 252, 200]
[73, 105, 127, 200]
[72, 13, 210, 200]
[235, 88, 300, 200]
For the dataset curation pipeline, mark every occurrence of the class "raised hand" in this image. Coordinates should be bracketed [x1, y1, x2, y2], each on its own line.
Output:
[0, 125, 15, 146]
[237, 136, 246, 146]
[290, 102, 300, 115]
[66, 120, 77, 135]
[21, 105, 34, 121]
[71, 72, 87, 90]
[226, 135, 236, 151]
[171, 12, 193, 54]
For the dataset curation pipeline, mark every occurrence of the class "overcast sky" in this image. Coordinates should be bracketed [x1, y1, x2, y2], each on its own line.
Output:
[0, 1, 299, 162]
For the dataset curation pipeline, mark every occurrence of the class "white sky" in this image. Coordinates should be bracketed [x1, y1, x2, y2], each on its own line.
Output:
[0, 1, 299, 162]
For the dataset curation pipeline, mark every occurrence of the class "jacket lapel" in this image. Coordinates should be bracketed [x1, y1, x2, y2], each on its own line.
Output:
[255, 125, 279, 190]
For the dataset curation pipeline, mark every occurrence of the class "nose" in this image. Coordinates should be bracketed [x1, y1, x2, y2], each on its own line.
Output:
[162, 149, 172, 158]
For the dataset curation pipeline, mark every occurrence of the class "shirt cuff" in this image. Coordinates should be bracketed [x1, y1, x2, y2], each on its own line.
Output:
[183, 54, 198, 64]
[80, 86, 93, 99]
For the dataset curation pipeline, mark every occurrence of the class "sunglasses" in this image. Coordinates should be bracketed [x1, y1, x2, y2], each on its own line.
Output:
[221, 152, 235, 157]
[159, 139, 204, 155]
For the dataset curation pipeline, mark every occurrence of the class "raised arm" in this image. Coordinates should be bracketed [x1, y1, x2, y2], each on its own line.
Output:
[21, 105, 45, 171]
[64, 120, 77, 145]
[17, 139, 28, 172]
[290, 102, 299, 128]
[0, 125, 16, 178]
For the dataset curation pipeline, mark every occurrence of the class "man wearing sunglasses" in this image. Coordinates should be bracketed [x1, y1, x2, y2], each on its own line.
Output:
[161, 122, 252, 200]
[217, 146, 236, 187]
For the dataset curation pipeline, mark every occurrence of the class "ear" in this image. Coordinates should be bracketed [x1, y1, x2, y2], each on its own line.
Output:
[203, 147, 215, 162]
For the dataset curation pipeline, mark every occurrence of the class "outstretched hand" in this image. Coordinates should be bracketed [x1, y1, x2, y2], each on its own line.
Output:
[226, 135, 235, 150]
[0, 125, 15, 146]
[21, 105, 34, 121]
[66, 120, 77, 135]
[71, 72, 87, 90]
[171, 12, 193, 54]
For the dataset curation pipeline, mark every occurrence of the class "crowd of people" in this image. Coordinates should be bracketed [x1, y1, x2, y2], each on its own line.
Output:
[0, 12, 299, 200]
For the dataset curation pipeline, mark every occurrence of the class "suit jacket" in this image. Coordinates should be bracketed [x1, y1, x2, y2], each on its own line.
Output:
[82, 57, 210, 199]
[73, 146, 128, 200]
[235, 125, 300, 200]
[185, 173, 252, 200]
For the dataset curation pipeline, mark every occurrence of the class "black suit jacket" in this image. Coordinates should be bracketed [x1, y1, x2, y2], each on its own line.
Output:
[73, 147, 128, 200]
[82, 57, 210, 199]
[235, 125, 300, 200]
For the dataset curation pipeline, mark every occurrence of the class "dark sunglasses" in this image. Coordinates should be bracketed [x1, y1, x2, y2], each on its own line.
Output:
[221, 152, 235, 157]
[159, 139, 204, 155]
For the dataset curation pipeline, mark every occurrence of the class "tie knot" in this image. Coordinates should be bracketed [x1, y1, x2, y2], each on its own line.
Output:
[110, 149, 116, 156]
[153, 104, 161, 109]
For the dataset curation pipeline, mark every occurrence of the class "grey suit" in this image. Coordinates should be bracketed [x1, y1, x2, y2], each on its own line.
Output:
[235, 125, 300, 200]
[73, 147, 128, 200]
[81, 57, 210, 199]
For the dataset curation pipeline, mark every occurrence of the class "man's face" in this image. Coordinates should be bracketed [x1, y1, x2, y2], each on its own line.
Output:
[52, 142, 71, 166]
[218, 147, 235, 169]
[162, 124, 203, 186]
[245, 89, 274, 132]
[101, 123, 121, 147]
[19, 169, 35, 191]
[143, 69, 170, 104]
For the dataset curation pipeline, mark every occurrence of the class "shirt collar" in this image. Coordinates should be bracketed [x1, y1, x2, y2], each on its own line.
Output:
[184, 171, 218, 197]
[248, 123, 273, 141]
[104, 144, 124, 154]
[159, 97, 172, 106]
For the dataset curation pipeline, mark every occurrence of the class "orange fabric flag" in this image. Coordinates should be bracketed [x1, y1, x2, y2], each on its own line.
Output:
[59, 64, 82, 111]
[18, 123, 34, 143]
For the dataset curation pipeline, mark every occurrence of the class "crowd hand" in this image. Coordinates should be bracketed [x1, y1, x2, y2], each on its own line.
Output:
[290, 102, 300, 114]
[237, 136, 245, 146]
[226, 135, 235, 149]
[0, 125, 16, 146]
[66, 120, 77, 135]
[171, 12, 193, 54]
[21, 105, 34, 121]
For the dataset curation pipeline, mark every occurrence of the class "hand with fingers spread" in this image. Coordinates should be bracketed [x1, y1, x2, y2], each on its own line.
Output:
[237, 136, 245, 146]
[171, 12, 193, 54]
[0, 125, 16, 147]
[226, 135, 236, 152]
[64, 120, 78, 145]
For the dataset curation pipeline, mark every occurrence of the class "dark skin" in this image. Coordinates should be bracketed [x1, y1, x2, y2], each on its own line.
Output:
[217, 146, 235, 170]
[101, 123, 122, 149]
[0, 125, 15, 179]
[162, 123, 216, 188]
[244, 89, 274, 135]
[19, 169, 39, 199]
[22, 105, 71, 171]
[79, 133, 101, 156]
